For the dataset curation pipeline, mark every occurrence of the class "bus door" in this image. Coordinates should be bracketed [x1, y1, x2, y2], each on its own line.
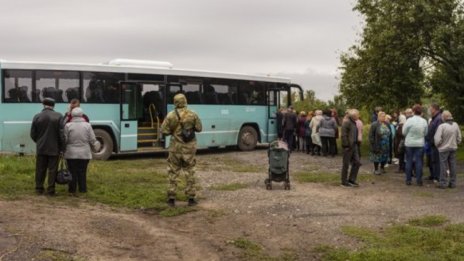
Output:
[266, 88, 279, 142]
[120, 82, 139, 151]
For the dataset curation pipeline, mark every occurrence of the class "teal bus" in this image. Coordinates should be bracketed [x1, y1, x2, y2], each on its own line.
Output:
[0, 59, 303, 160]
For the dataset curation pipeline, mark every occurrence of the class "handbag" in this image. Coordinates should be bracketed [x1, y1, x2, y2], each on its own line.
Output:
[56, 156, 72, 185]
[175, 109, 195, 142]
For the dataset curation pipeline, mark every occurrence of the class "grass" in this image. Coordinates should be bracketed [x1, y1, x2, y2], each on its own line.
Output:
[0, 155, 193, 216]
[211, 182, 249, 191]
[294, 171, 374, 185]
[35, 248, 84, 261]
[228, 237, 297, 261]
[408, 215, 449, 227]
[314, 215, 464, 261]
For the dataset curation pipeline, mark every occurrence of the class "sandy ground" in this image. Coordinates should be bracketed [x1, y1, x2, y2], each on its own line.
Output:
[1, 148, 464, 260]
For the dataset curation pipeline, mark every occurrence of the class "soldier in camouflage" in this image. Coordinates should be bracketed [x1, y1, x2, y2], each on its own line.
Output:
[161, 93, 202, 207]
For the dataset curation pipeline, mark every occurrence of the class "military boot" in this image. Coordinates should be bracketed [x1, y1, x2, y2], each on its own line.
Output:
[167, 198, 175, 207]
[188, 198, 198, 207]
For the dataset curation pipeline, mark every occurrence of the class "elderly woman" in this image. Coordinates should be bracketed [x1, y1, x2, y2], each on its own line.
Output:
[297, 111, 307, 152]
[403, 104, 428, 186]
[369, 111, 391, 175]
[434, 110, 462, 189]
[310, 110, 323, 155]
[63, 108, 100, 195]
[318, 109, 338, 157]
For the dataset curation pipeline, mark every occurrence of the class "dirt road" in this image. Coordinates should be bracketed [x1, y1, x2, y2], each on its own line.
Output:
[1, 149, 464, 260]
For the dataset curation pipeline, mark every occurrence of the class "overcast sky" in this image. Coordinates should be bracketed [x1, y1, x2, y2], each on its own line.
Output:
[0, 0, 361, 100]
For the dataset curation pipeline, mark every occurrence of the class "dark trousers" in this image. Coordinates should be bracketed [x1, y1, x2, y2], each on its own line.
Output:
[341, 146, 360, 184]
[284, 130, 295, 152]
[321, 137, 336, 156]
[67, 159, 90, 193]
[305, 136, 313, 154]
[398, 152, 405, 171]
[430, 146, 440, 180]
[35, 155, 59, 194]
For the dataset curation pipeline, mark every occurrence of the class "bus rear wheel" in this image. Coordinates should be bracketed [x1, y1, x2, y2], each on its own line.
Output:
[92, 129, 114, 160]
[238, 126, 258, 151]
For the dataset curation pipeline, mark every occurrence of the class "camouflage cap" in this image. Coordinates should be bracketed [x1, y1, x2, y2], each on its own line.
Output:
[174, 93, 188, 108]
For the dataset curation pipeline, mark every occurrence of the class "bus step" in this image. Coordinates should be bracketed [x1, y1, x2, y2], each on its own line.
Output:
[138, 127, 156, 131]
[137, 139, 158, 143]
[138, 133, 158, 137]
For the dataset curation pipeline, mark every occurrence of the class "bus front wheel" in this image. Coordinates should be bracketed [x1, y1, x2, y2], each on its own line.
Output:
[92, 129, 114, 160]
[238, 126, 258, 151]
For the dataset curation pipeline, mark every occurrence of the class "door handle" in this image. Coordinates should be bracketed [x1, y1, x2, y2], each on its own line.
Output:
[270, 121, 274, 124]
[125, 123, 130, 128]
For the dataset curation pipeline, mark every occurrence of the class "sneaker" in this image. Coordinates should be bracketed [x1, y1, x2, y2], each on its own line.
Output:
[341, 182, 353, 188]
[374, 170, 381, 175]
[188, 198, 198, 207]
[406, 181, 412, 186]
[167, 198, 175, 207]
[348, 181, 359, 187]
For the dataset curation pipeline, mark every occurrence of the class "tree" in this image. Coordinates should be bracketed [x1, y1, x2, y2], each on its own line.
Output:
[339, 0, 464, 121]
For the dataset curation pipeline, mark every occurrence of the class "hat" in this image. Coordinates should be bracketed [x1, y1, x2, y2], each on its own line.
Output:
[71, 107, 84, 117]
[42, 97, 55, 107]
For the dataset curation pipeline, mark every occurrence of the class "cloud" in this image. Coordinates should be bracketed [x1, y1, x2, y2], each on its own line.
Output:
[0, 0, 361, 99]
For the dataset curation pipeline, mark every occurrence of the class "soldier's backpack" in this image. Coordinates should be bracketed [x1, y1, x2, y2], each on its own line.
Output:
[175, 109, 196, 142]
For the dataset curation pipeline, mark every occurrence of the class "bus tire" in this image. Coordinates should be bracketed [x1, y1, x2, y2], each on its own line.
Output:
[238, 126, 258, 151]
[92, 129, 114, 160]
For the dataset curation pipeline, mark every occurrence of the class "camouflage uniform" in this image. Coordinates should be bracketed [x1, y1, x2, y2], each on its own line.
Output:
[161, 93, 202, 200]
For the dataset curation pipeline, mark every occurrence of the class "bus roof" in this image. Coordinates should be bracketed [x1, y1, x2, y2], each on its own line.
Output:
[0, 59, 292, 84]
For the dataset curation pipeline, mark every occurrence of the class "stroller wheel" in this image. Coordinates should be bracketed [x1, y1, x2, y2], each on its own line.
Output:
[284, 182, 291, 190]
[265, 179, 272, 190]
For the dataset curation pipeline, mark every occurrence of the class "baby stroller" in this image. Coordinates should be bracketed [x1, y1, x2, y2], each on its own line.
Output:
[265, 140, 290, 190]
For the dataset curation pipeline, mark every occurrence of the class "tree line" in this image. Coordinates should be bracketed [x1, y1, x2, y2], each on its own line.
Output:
[339, 0, 464, 122]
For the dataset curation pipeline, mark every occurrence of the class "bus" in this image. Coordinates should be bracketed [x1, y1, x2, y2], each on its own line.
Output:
[0, 59, 303, 160]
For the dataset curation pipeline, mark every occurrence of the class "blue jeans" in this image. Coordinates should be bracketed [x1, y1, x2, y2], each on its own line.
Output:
[405, 147, 424, 183]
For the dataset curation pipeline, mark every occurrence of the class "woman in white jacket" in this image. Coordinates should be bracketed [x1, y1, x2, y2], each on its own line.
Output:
[309, 110, 323, 155]
[64, 108, 100, 195]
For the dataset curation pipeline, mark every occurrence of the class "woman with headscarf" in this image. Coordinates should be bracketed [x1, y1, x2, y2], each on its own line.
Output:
[63, 108, 100, 195]
[369, 111, 391, 175]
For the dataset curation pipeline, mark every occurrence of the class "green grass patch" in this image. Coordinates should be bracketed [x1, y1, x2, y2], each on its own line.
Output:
[315, 215, 463, 261]
[228, 237, 297, 261]
[408, 215, 449, 227]
[211, 182, 249, 191]
[412, 191, 434, 198]
[159, 206, 196, 217]
[0, 155, 192, 216]
[35, 248, 84, 261]
[294, 171, 373, 185]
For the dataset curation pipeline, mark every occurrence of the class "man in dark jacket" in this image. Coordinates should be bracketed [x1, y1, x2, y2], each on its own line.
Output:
[427, 103, 443, 182]
[30, 98, 63, 196]
[341, 109, 361, 187]
[283, 106, 297, 152]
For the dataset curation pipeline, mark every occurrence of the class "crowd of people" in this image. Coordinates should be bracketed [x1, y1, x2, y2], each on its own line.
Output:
[276, 103, 462, 189]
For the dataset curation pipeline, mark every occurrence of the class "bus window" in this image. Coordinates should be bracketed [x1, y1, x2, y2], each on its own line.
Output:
[238, 81, 266, 105]
[128, 73, 164, 82]
[83, 72, 124, 103]
[183, 83, 202, 104]
[36, 71, 80, 103]
[3, 70, 33, 103]
[167, 85, 181, 104]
